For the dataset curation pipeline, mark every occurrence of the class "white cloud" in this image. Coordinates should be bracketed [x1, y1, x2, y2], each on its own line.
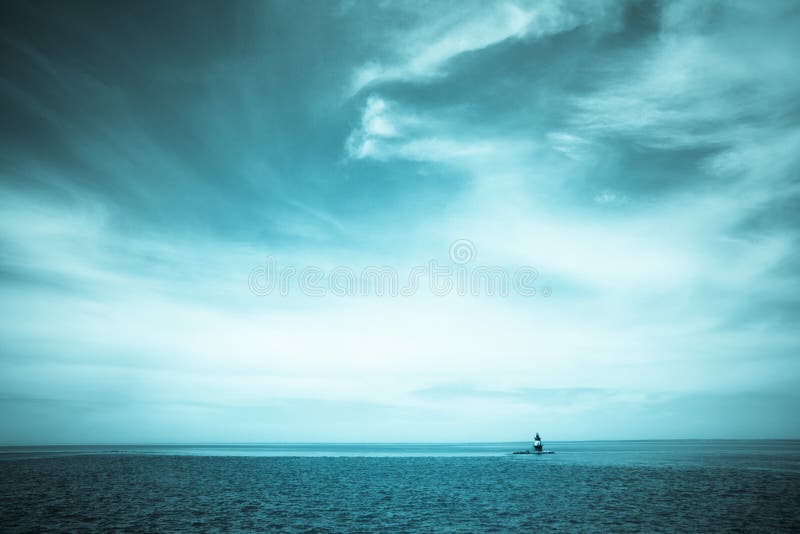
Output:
[346, 94, 535, 165]
[593, 191, 620, 204]
[547, 132, 592, 160]
[349, 1, 609, 94]
[572, 1, 800, 155]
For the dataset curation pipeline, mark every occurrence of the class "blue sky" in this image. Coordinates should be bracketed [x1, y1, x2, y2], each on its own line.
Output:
[1, 0, 799, 443]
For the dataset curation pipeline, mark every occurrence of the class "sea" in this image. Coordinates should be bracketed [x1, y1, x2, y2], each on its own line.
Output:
[1, 440, 798, 532]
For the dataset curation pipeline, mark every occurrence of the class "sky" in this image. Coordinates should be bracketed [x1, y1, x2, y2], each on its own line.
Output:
[0, 0, 799, 444]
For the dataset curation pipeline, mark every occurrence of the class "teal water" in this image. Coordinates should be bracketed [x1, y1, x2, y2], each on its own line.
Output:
[1, 441, 799, 531]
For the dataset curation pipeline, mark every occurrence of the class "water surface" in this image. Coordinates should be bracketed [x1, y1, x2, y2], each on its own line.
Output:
[1, 441, 798, 531]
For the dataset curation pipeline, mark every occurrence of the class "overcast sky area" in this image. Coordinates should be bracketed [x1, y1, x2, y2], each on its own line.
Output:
[1, 0, 799, 443]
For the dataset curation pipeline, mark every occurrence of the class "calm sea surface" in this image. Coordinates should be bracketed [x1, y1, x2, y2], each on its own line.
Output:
[1, 441, 798, 532]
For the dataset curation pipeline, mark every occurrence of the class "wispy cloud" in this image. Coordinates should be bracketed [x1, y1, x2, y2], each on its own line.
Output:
[349, 0, 616, 93]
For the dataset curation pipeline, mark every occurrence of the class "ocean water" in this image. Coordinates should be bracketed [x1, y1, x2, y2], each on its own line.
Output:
[1, 441, 799, 532]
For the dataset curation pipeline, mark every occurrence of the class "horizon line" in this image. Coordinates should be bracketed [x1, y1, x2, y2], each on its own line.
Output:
[2, 438, 799, 448]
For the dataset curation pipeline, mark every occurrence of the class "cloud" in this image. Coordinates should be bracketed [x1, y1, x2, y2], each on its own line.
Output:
[593, 191, 623, 204]
[349, 0, 616, 93]
[345, 94, 535, 166]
